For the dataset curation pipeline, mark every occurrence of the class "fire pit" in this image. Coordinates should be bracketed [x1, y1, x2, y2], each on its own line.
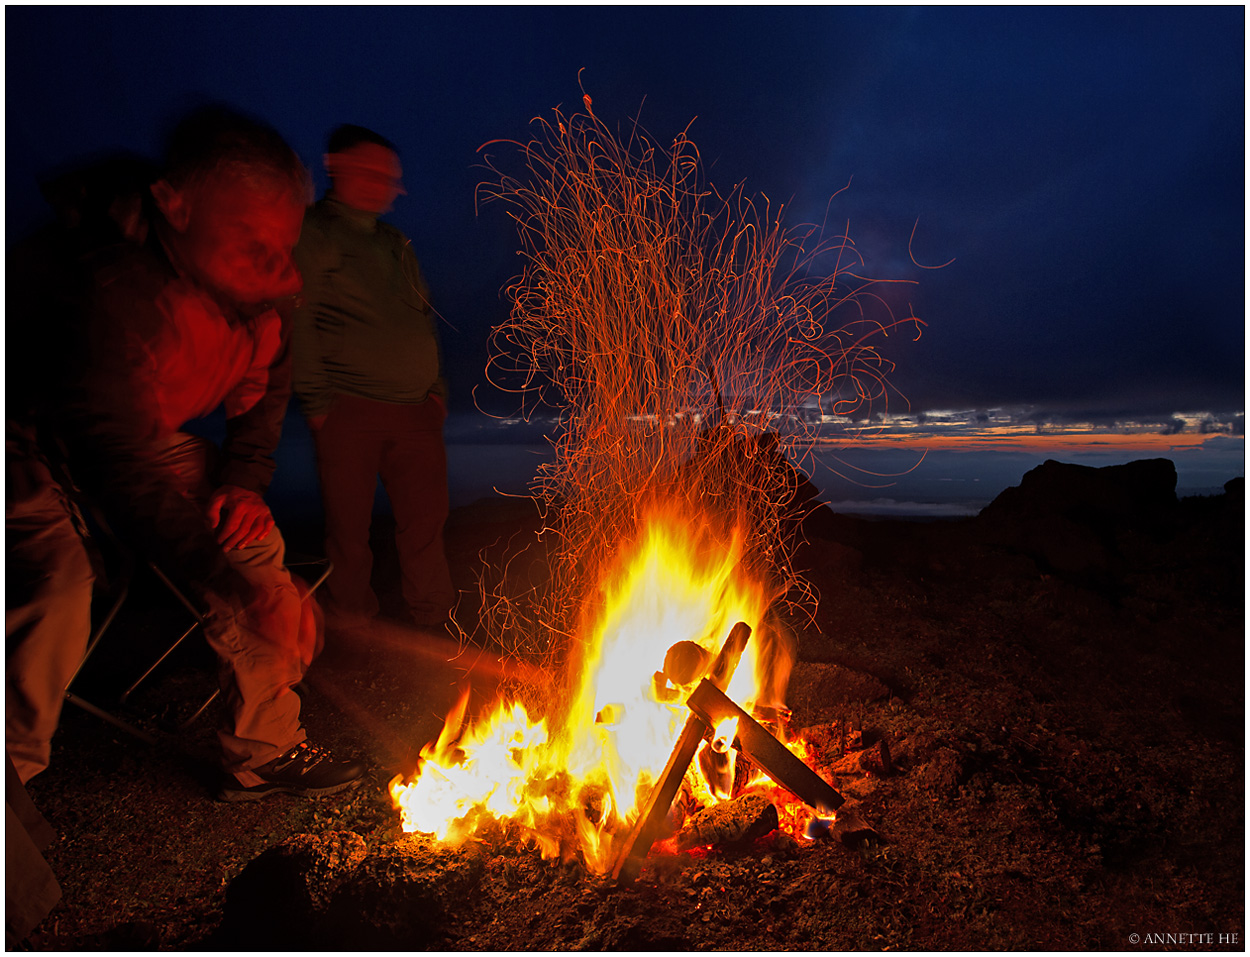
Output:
[382, 438, 899, 876]
[388, 593, 864, 882]
[609, 620, 844, 881]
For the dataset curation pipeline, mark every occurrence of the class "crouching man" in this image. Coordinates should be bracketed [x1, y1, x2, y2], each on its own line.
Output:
[60, 106, 365, 801]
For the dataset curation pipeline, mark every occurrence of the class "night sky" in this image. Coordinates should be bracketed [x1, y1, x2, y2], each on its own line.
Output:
[6, 5, 1244, 422]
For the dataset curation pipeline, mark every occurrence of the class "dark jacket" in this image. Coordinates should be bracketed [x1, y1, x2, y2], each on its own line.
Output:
[291, 196, 445, 419]
[60, 235, 291, 604]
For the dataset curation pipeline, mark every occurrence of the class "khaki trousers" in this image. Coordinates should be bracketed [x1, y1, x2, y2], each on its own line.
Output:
[156, 434, 308, 785]
[5, 437, 94, 784]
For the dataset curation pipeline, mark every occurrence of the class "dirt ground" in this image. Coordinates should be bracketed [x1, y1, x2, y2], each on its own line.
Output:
[15, 471, 1245, 951]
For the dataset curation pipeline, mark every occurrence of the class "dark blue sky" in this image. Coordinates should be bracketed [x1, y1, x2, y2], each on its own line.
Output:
[6, 6, 1244, 419]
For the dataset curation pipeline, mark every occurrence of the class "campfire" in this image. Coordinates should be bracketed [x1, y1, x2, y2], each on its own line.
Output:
[389, 92, 917, 877]
[390, 509, 844, 876]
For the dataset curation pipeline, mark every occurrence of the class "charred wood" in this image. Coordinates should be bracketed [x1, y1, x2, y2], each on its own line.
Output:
[675, 793, 779, 851]
[687, 679, 844, 813]
[609, 622, 754, 882]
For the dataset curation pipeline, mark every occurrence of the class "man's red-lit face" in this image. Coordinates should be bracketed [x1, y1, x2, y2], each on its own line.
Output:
[156, 173, 304, 305]
[326, 142, 405, 215]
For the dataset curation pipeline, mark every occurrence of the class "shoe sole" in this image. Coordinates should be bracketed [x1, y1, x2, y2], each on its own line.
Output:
[216, 775, 365, 803]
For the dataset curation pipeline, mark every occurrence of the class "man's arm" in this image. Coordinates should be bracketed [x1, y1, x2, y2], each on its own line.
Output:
[62, 274, 252, 607]
[211, 305, 291, 549]
[219, 307, 291, 496]
[400, 239, 448, 404]
[290, 218, 336, 424]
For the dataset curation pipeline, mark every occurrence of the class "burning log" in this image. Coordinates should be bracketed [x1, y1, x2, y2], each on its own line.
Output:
[608, 711, 708, 882]
[704, 621, 750, 692]
[609, 622, 751, 881]
[697, 738, 735, 799]
[805, 803, 881, 847]
[663, 640, 711, 685]
[685, 680, 845, 815]
[610, 621, 847, 882]
[675, 792, 779, 851]
[825, 740, 887, 776]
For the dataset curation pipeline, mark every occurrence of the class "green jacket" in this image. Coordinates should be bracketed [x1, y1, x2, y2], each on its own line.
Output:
[291, 195, 445, 419]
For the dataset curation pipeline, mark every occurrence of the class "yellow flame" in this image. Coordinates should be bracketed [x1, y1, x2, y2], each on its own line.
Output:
[389, 506, 771, 873]
[711, 716, 739, 753]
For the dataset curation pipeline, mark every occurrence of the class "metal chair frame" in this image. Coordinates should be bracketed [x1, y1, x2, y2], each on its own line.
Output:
[63, 522, 331, 741]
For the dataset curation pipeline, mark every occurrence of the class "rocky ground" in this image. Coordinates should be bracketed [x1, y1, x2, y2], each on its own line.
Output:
[15, 459, 1245, 951]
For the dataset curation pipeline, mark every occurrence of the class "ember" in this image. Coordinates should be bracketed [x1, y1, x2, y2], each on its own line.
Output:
[390, 91, 914, 873]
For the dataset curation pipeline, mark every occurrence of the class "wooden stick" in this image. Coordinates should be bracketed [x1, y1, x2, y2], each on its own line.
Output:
[608, 713, 707, 882]
[687, 679, 844, 813]
[608, 621, 752, 881]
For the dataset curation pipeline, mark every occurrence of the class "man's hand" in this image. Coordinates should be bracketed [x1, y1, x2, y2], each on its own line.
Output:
[206, 485, 275, 551]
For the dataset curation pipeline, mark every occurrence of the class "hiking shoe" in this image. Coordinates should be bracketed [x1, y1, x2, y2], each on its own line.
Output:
[217, 742, 368, 802]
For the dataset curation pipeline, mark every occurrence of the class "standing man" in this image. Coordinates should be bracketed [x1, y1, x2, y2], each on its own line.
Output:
[292, 125, 454, 630]
[61, 106, 366, 801]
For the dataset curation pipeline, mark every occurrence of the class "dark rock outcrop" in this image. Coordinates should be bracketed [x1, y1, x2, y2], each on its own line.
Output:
[980, 458, 1178, 527]
[1223, 475, 1243, 506]
[972, 458, 1180, 582]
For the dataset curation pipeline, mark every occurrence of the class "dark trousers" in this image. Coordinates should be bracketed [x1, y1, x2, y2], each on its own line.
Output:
[313, 394, 454, 624]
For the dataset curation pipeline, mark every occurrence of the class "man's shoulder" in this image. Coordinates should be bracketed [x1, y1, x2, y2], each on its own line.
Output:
[92, 238, 169, 284]
[376, 221, 416, 261]
[299, 201, 337, 239]
[90, 242, 177, 311]
[90, 243, 237, 344]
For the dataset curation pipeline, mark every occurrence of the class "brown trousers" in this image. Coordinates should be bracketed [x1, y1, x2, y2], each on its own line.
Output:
[6, 432, 308, 787]
[312, 394, 454, 624]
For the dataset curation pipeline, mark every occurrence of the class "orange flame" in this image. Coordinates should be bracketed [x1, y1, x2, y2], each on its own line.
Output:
[391, 503, 775, 872]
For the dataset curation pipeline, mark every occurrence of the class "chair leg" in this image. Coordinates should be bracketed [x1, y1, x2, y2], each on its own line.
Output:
[63, 572, 149, 743]
[119, 619, 202, 706]
[63, 578, 130, 693]
[175, 688, 220, 731]
[63, 691, 158, 745]
[299, 560, 333, 595]
[122, 562, 217, 724]
[109, 558, 334, 732]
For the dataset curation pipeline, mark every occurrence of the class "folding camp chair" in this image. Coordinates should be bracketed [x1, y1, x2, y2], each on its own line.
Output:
[61, 505, 158, 743]
[116, 554, 332, 730]
[63, 504, 331, 740]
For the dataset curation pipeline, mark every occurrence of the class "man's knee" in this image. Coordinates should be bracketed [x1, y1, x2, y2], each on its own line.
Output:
[48, 535, 95, 607]
[221, 527, 303, 645]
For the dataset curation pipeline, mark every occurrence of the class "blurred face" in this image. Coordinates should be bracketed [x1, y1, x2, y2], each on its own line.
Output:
[159, 173, 304, 304]
[326, 142, 405, 214]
